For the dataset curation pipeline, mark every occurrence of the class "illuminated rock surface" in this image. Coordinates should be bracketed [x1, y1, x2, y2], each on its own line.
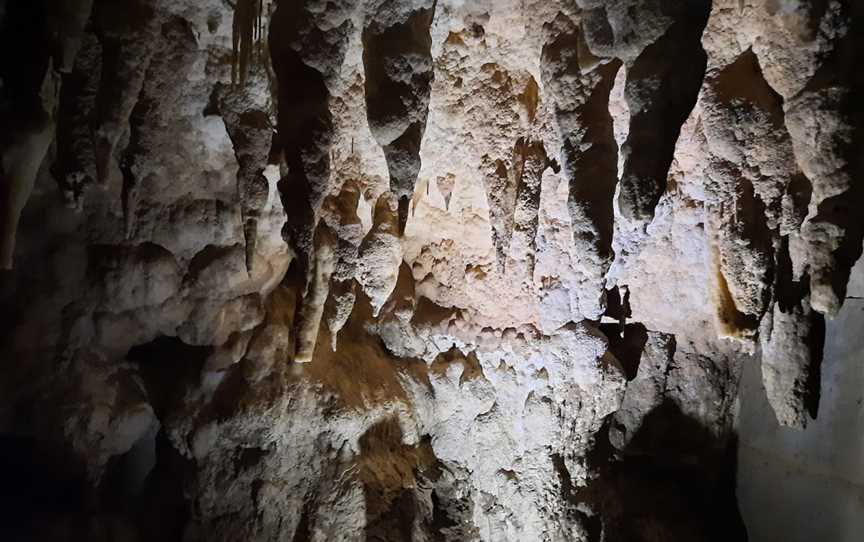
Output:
[0, 0, 861, 540]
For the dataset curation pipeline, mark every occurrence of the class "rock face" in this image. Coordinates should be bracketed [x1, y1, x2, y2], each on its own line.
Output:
[0, 1, 860, 541]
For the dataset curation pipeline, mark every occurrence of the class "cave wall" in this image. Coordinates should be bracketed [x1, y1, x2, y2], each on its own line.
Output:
[737, 252, 864, 542]
[0, 0, 861, 541]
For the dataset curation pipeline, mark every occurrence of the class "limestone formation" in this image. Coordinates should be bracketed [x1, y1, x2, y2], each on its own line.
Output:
[357, 192, 403, 317]
[210, 70, 274, 274]
[541, 13, 620, 319]
[0, 0, 861, 540]
[363, 0, 435, 235]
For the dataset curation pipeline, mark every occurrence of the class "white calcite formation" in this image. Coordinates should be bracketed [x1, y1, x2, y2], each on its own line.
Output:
[0, 0, 861, 540]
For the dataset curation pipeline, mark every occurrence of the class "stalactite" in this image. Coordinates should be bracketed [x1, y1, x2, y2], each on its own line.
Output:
[0, 0, 93, 269]
[320, 180, 364, 350]
[759, 239, 824, 428]
[483, 138, 548, 276]
[224, 0, 272, 271]
[231, 0, 265, 86]
[541, 13, 620, 320]
[0, 65, 60, 270]
[91, 0, 160, 191]
[617, 5, 710, 225]
[54, 32, 101, 211]
[362, 0, 436, 235]
[269, 0, 354, 361]
[294, 223, 337, 363]
[209, 75, 274, 275]
[357, 192, 402, 317]
[511, 139, 548, 278]
[2, 1, 862, 540]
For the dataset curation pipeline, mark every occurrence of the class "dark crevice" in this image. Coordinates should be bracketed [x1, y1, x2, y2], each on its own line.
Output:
[426, 465, 476, 541]
[600, 322, 648, 381]
[291, 503, 312, 542]
[0, 0, 83, 271]
[551, 452, 602, 541]
[711, 47, 786, 119]
[127, 336, 211, 420]
[805, 311, 825, 420]
[599, 403, 747, 542]
[774, 237, 806, 313]
[133, 431, 192, 542]
[813, 189, 864, 304]
[429, 489, 458, 541]
[120, 104, 146, 239]
[784, 172, 812, 232]
[236, 446, 268, 474]
[358, 418, 429, 542]
[0, 435, 88, 541]
[101, 424, 158, 504]
[603, 286, 631, 323]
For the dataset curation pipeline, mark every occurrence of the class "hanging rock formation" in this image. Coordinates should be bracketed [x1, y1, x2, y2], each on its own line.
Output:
[357, 192, 403, 317]
[0, 0, 862, 540]
[209, 70, 274, 274]
[269, 0, 352, 273]
[0, 0, 93, 269]
[614, 1, 711, 225]
[541, 13, 620, 318]
[362, 0, 436, 235]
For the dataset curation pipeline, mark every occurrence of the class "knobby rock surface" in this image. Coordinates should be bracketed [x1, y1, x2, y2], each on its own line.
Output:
[0, 1, 861, 540]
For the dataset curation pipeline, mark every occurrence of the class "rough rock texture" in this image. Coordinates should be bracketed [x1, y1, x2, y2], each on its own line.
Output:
[0, 0, 861, 541]
[738, 251, 864, 542]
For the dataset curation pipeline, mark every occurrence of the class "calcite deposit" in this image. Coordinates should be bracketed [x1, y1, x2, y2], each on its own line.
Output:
[0, 0, 861, 540]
